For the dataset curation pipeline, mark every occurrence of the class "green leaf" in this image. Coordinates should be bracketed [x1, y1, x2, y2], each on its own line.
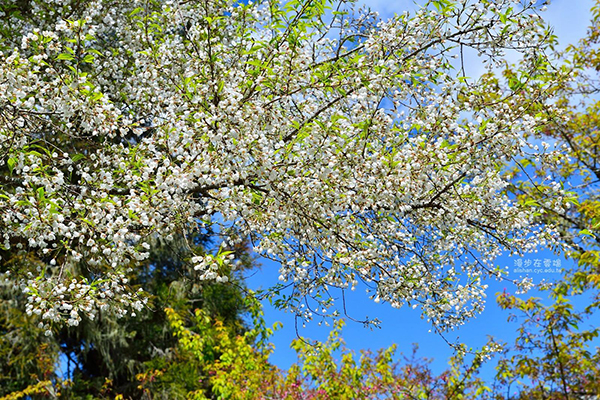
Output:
[82, 54, 95, 63]
[71, 153, 86, 163]
[56, 53, 75, 61]
[129, 7, 143, 16]
[81, 218, 95, 227]
[7, 157, 16, 174]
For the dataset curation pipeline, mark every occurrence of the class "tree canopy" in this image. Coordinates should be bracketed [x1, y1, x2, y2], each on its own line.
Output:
[1, 1, 600, 398]
[0, 0, 573, 333]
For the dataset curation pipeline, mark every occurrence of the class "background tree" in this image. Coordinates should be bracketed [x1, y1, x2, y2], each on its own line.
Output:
[134, 306, 497, 400]
[0, 228, 259, 398]
[485, 1, 600, 398]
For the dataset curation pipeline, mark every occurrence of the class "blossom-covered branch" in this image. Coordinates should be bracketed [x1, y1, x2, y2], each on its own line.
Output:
[0, 0, 570, 330]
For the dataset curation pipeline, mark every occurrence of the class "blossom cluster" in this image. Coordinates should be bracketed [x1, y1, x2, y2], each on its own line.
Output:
[0, 0, 570, 330]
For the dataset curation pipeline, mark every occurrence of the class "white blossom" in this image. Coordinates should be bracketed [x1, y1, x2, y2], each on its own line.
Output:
[0, 0, 568, 330]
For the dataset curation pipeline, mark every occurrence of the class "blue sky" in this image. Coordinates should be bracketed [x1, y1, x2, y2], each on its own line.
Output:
[245, 253, 581, 381]
[244, 0, 598, 382]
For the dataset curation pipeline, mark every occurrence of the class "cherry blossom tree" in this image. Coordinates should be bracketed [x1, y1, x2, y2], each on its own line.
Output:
[0, 0, 570, 332]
